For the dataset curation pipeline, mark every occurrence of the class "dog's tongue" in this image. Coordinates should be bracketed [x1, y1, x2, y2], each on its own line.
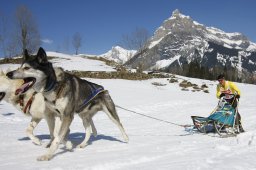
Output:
[15, 82, 31, 95]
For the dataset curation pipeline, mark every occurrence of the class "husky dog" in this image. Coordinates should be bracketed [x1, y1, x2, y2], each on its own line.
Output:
[7, 47, 129, 161]
[0, 70, 97, 148]
[0, 71, 44, 145]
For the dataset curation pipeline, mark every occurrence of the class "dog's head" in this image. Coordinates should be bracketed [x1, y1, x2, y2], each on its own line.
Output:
[6, 47, 56, 93]
[0, 70, 24, 100]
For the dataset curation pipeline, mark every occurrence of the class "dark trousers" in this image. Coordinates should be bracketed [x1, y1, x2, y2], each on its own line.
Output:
[235, 111, 244, 131]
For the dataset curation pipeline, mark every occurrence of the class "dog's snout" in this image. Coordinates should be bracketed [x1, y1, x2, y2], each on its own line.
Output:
[6, 71, 13, 79]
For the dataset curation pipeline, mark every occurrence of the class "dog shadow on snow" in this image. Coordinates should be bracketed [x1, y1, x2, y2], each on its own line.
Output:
[1, 112, 15, 116]
[18, 132, 125, 147]
[18, 133, 126, 158]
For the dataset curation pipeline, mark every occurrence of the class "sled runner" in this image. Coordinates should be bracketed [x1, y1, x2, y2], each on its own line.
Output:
[191, 94, 240, 137]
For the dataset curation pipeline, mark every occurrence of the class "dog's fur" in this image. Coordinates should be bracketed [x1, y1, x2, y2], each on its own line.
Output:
[0, 71, 46, 145]
[7, 47, 128, 161]
[0, 70, 97, 148]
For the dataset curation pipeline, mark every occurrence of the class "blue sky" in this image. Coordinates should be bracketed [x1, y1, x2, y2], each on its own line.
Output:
[0, 0, 256, 55]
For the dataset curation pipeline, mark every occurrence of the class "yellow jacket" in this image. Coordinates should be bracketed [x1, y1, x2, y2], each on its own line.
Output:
[216, 81, 241, 98]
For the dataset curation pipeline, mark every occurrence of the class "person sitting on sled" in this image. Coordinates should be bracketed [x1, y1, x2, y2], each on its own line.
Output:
[216, 74, 245, 132]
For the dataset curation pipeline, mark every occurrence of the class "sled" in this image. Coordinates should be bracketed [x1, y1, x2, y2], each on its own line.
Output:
[191, 94, 240, 137]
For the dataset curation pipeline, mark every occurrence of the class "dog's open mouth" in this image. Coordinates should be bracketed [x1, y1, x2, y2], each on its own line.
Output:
[0, 92, 6, 101]
[15, 77, 36, 95]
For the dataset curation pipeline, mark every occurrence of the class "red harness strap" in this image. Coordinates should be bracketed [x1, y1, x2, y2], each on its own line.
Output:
[22, 92, 37, 114]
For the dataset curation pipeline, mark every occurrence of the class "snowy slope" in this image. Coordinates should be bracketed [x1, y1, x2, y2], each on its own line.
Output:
[47, 51, 116, 72]
[0, 53, 256, 169]
[0, 52, 117, 73]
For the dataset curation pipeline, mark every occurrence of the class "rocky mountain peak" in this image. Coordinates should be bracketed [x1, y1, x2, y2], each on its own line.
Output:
[149, 9, 256, 51]
[150, 9, 204, 48]
[126, 9, 256, 83]
[171, 9, 182, 17]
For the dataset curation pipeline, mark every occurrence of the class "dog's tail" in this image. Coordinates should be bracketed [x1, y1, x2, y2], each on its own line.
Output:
[102, 90, 120, 121]
[102, 90, 129, 142]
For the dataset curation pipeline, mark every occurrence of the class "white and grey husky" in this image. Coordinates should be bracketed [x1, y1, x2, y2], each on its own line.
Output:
[0, 70, 97, 148]
[7, 47, 128, 161]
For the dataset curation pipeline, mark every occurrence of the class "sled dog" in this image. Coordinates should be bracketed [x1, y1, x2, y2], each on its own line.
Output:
[0, 70, 97, 148]
[7, 47, 129, 161]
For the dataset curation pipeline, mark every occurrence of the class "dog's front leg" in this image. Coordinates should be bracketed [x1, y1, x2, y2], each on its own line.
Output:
[26, 118, 42, 145]
[37, 115, 73, 161]
[54, 117, 73, 150]
[44, 112, 56, 148]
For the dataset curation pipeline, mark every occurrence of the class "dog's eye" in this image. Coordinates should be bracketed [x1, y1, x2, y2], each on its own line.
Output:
[24, 67, 30, 70]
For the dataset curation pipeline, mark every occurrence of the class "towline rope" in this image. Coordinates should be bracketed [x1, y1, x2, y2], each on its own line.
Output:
[115, 105, 193, 128]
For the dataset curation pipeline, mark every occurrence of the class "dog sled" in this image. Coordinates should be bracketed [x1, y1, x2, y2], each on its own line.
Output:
[191, 94, 240, 137]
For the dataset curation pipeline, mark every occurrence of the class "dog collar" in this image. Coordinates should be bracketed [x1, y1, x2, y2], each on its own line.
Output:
[44, 80, 56, 92]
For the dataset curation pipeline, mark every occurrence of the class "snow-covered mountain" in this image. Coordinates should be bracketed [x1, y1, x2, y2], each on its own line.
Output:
[126, 9, 256, 76]
[99, 46, 136, 64]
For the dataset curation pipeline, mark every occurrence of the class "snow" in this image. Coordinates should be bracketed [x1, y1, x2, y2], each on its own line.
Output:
[206, 27, 256, 51]
[247, 42, 256, 51]
[0, 52, 117, 73]
[153, 55, 181, 69]
[149, 37, 164, 49]
[0, 64, 20, 72]
[193, 21, 204, 26]
[47, 51, 116, 72]
[99, 46, 136, 64]
[1, 53, 256, 169]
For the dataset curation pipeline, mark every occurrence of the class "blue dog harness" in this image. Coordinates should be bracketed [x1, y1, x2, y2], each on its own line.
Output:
[43, 77, 105, 112]
[77, 83, 105, 112]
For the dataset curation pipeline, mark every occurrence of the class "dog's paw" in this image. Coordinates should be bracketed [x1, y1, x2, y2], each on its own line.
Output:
[32, 138, 42, 146]
[65, 141, 73, 150]
[76, 143, 88, 149]
[45, 142, 51, 148]
[92, 132, 97, 137]
[123, 135, 129, 143]
[37, 154, 52, 161]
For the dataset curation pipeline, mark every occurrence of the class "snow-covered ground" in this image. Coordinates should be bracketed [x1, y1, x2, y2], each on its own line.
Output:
[0, 53, 256, 170]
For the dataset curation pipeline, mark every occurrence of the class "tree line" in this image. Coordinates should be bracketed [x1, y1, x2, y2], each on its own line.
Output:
[171, 60, 255, 84]
[0, 5, 83, 57]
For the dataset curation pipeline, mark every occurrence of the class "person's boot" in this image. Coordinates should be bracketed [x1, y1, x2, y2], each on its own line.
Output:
[239, 125, 245, 133]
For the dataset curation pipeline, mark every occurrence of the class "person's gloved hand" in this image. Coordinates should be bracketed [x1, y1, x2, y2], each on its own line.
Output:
[236, 94, 240, 99]
[219, 93, 225, 98]
[221, 89, 231, 94]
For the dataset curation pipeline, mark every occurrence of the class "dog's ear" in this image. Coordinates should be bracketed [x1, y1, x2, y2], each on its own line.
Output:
[36, 47, 48, 64]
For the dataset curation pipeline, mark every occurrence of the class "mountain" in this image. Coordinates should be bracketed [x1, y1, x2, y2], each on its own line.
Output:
[99, 46, 137, 64]
[125, 9, 256, 81]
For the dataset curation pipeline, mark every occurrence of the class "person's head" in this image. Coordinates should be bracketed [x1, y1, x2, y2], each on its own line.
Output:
[217, 74, 225, 85]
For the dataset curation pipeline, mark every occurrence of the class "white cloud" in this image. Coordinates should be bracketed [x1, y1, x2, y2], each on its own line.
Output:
[41, 38, 53, 44]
